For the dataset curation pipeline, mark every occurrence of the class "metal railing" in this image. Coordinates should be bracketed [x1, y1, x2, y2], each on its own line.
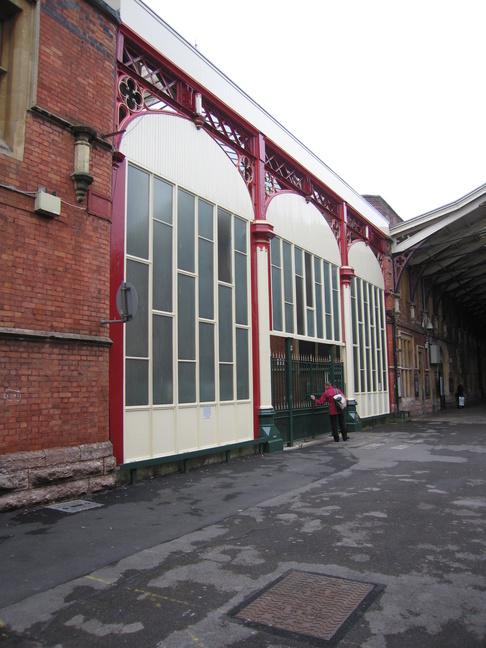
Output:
[271, 347, 344, 445]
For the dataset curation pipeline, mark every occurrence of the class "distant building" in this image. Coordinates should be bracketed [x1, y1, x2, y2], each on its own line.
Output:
[369, 186, 486, 416]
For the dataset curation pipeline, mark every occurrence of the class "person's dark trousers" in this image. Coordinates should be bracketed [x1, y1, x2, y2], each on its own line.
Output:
[330, 413, 348, 441]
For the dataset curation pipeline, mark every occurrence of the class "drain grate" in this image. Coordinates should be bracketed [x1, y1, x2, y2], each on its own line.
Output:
[46, 500, 102, 514]
[230, 570, 383, 646]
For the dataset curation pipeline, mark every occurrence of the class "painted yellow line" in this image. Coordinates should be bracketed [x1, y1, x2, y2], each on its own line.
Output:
[185, 629, 208, 646]
[85, 577, 204, 609]
[85, 575, 116, 586]
[132, 588, 193, 607]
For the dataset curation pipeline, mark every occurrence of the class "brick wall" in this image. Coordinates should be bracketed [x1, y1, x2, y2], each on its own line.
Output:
[0, 0, 119, 509]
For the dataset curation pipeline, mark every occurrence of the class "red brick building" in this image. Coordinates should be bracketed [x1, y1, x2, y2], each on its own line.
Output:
[367, 190, 486, 417]
[0, 0, 119, 509]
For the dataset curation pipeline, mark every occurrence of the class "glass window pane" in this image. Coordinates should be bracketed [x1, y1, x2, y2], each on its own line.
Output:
[271, 265, 283, 331]
[353, 345, 359, 392]
[235, 252, 248, 325]
[234, 217, 247, 253]
[219, 285, 233, 362]
[294, 247, 303, 276]
[332, 266, 340, 340]
[236, 328, 249, 399]
[305, 252, 313, 306]
[177, 190, 195, 272]
[127, 165, 149, 259]
[199, 322, 215, 402]
[285, 303, 294, 333]
[315, 258, 323, 338]
[307, 308, 315, 337]
[296, 276, 305, 335]
[324, 263, 332, 339]
[178, 274, 195, 360]
[178, 361, 195, 403]
[220, 364, 233, 401]
[351, 279, 358, 344]
[153, 315, 173, 404]
[198, 199, 214, 240]
[126, 260, 148, 357]
[270, 236, 281, 265]
[357, 278, 363, 320]
[153, 220, 172, 312]
[283, 242, 292, 301]
[198, 238, 214, 320]
[126, 359, 148, 406]
[218, 208, 232, 283]
[316, 286, 323, 338]
[153, 177, 173, 224]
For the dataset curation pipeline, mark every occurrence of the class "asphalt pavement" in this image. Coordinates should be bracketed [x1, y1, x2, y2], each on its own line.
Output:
[1, 403, 486, 647]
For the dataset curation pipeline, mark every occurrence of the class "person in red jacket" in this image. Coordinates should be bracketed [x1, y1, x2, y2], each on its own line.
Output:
[310, 381, 348, 442]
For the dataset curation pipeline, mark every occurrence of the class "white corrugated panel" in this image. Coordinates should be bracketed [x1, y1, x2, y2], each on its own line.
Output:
[348, 241, 384, 288]
[266, 192, 341, 265]
[122, 114, 254, 219]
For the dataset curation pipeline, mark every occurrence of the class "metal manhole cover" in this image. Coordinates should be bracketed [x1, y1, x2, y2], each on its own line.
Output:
[230, 570, 384, 646]
[46, 500, 102, 514]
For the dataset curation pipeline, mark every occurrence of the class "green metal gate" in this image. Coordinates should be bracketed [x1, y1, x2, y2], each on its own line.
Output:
[271, 341, 344, 447]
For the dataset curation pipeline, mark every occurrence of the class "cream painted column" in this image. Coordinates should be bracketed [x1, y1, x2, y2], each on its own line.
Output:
[341, 266, 356, 400]
[251, 220, 283, 451]
[256, 243, 273, 409]
[340, 265, 362, 430]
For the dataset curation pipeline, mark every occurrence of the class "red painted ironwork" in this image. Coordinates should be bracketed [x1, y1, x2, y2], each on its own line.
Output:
[108, 157, 127, 464]
[115, 27, 386, 257]
[393, 246, 420, 293]
[117, 31, 256, 166]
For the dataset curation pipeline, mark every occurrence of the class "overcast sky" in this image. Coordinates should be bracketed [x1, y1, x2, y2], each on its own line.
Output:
[143, 0, 485, 220]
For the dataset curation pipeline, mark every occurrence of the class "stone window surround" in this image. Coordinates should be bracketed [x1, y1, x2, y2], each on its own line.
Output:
[0, 0, 39, 160]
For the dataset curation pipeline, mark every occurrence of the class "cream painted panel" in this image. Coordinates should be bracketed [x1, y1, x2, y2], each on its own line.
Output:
[122, 114, 254, 220]
[125, 410, 151, 462]
[355, 394, 370, 419]
[177, 408, 199, 452]
[355, 392, 388, 420]
[348, 241, 384, 288]
[218, 405, 237, 444]
[199, 406, 219, 448]
[236, 403, 253, 441]
[152, 409, 176, 456]
[266, 192, 341, 265]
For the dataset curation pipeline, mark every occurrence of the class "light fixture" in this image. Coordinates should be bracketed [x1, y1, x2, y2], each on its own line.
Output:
[422, 313, 434, 331]
[70, 125, 97, 202]
[194, 93, 205, 129]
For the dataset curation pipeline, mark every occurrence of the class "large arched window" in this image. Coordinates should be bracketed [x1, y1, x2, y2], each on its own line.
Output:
[270, 236, 341, 343]
[120, 114, 254, 460]
[125, 165, 250, 407]
[349, 243, 387, 397]
[266, 193, 342, 344]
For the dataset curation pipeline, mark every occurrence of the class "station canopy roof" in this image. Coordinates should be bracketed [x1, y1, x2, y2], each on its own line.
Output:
[390, 183, 486, 325]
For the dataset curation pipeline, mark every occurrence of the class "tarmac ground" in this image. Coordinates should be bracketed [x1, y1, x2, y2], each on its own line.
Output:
[1, 403, 486, 647]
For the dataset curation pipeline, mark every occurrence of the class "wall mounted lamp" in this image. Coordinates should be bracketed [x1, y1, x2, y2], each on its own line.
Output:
[422, 317, 434, 331]
[70, 125, 97, 202]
